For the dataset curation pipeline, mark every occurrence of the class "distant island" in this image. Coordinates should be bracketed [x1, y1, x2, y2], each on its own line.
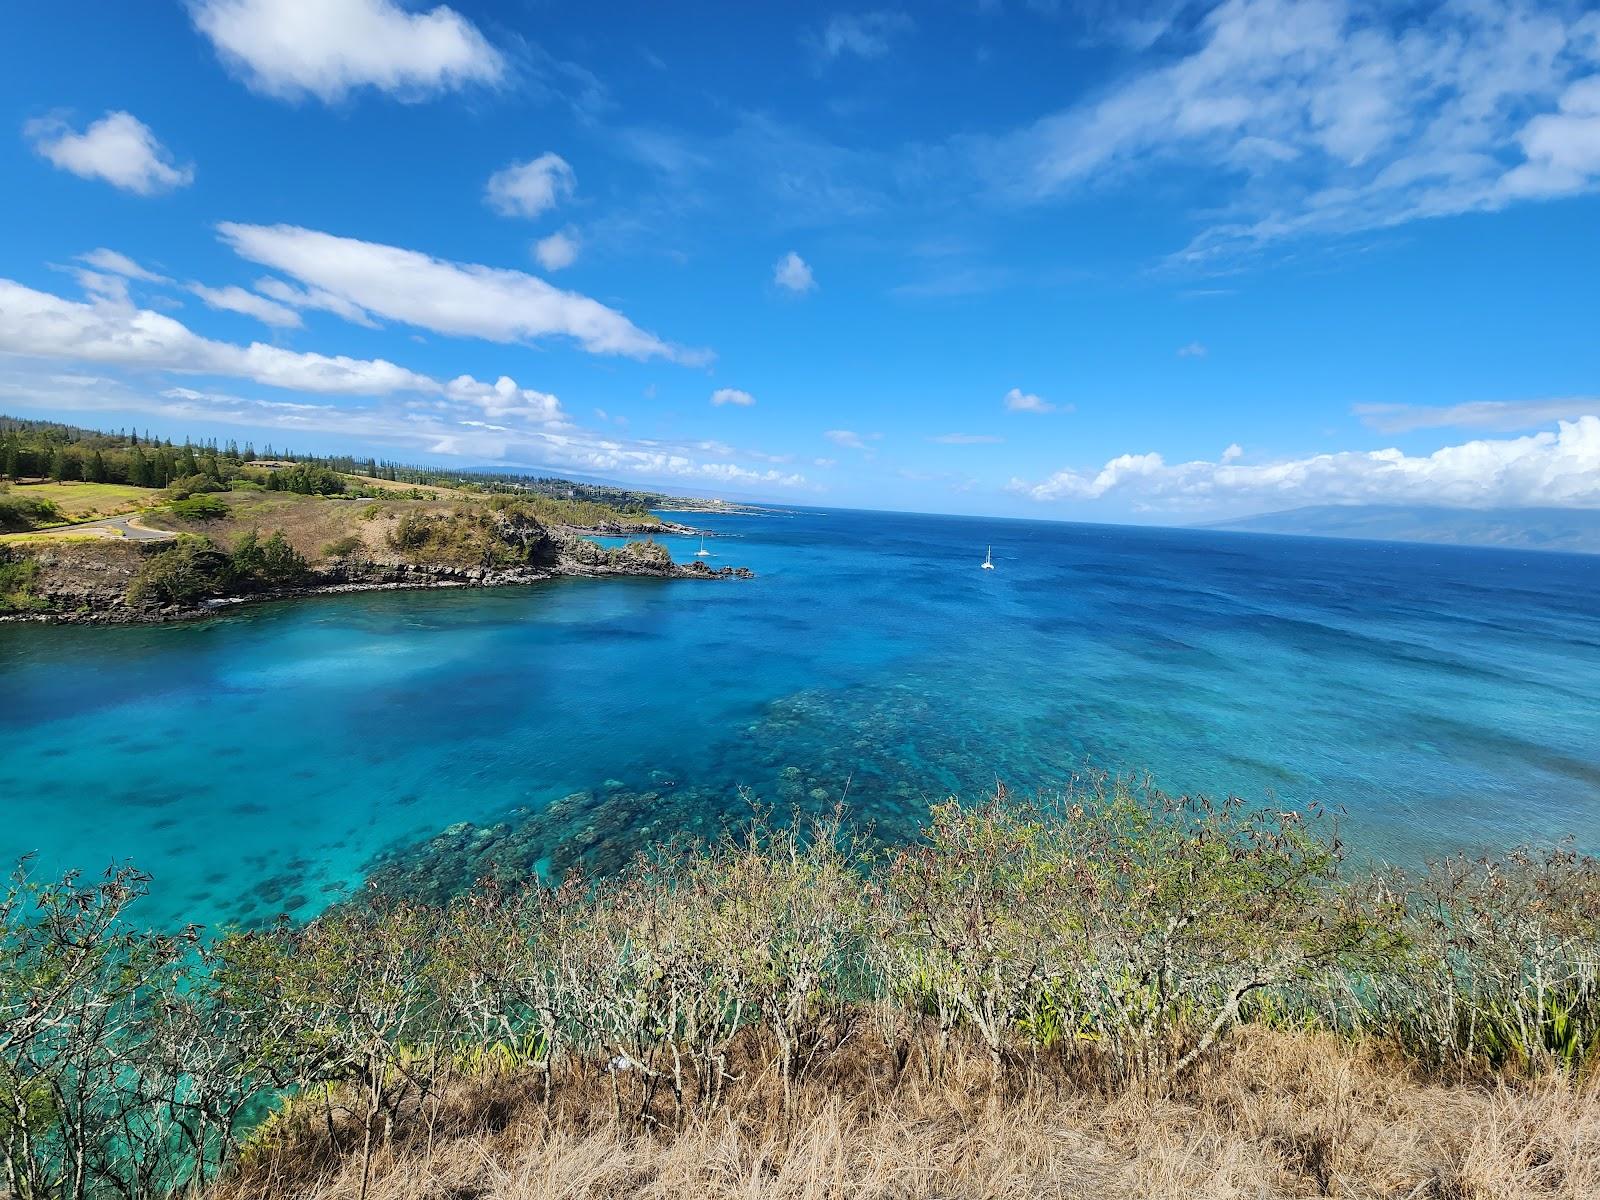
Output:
[0, 415, 751, 624]
[1205, 504, 1600, 555]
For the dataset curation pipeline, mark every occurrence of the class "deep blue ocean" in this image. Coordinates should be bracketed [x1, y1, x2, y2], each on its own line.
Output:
[2, 508, 1598, 930]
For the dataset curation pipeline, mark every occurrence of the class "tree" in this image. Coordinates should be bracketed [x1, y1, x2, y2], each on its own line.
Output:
[86, 451, 108, 483]
[2, 442, 19, 480]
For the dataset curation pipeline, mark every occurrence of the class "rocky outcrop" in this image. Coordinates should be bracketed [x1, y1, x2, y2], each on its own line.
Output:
[3, 524, 751, 625]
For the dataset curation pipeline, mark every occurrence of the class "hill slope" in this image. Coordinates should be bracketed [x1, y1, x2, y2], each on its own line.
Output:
[1205, 505, 1600, 554]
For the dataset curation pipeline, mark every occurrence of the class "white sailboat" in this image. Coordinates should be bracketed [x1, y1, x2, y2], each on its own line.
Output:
[695, 532, 712, 557]
[981, 545, 995, 570]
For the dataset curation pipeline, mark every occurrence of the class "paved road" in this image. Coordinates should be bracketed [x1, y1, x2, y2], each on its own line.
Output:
[23, 514, 177, 542]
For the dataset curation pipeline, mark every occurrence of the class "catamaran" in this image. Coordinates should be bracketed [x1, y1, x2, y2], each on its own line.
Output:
[982, 545, 994, 570]
[695, 532, 712, 557]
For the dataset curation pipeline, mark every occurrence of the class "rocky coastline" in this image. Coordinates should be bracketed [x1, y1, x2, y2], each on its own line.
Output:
[1, 523, 751, 627]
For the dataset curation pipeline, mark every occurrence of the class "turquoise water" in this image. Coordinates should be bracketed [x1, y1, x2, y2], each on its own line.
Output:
[3, 508, 1598, 930]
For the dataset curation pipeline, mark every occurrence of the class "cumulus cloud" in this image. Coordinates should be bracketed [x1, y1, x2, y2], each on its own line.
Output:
[710, 387, 755, 407]
[773, 251, 817, 293]
[1013, 419, 1600, 511]
[216, 223, 707, 363]
[974, 0, 1600, 260]
[486, 153, 576, 218]
[188, 0, 504, 102]
[26, 111, 193, 194]
[188, 283, 303, 329]
[1003, 387, 1058, 413]
[0, 277, 565, 421]
[930, 432, 1003, 444]
[78, 248, 170, 283]
[0, 279, 819, 494]
[0, 277, 425, 394]
[533, 230, 580, 271]
[812, 11, 914, 61]
[1356, 396, 1600, 434]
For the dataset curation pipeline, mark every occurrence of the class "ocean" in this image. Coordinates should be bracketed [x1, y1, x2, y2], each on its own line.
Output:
[2, 507, 1597, 930]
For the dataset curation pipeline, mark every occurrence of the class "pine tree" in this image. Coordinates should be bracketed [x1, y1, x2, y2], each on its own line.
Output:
[49, 447, 66, 482]
[88, 450, 108, 483]
[2, 442, 18, 480]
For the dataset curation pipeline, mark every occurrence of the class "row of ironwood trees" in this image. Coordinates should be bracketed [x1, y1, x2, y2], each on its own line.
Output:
[0, 416, 668, 509]
[3, 784, 1598, 1200]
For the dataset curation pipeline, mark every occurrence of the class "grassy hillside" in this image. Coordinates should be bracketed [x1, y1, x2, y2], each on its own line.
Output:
[4, 785, 1597, 1199]
[0, 475, 689, 617]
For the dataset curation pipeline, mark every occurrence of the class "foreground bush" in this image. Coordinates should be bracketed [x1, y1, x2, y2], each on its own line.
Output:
[126, 530, 309, 607]
[3, 785, 1599, 1199]
[0, 490, 61, 533]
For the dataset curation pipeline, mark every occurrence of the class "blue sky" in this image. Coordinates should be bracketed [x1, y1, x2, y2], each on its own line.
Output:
[3, 0, 1599, 520]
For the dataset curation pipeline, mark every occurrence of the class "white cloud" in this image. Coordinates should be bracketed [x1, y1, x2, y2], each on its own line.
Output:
[188, 283, 303, 329]
[533, 230, 580, 271]
[711, 387, 756, 407]
[773, 251, 817, 293]
[1502, 75, 1600, 198]
[0, 280, 819, 493]
[0, 277, 436, 395]
[216, 223, 707, 363]
[813, 11, 914, 61]
[189, 0, 504, 102]
[1004, 387, 1057, 413]
[0, 277, 563, 421]
[825, 429, 882, 451]
[930, 432, 1004, 444]
[26, 111, 193, 194]
[486, 153, 576, 218]
[255, 277, 379, 327]
[1355, 396, 1600, 434]
[78, 248, 170, 283]
[975, 0, 1600, 260]
[1177, 341, 1208, 358]
[1221, 442, 1244, 462]
[1014, 418, 1600, 511]
[442, 374, 563, 423]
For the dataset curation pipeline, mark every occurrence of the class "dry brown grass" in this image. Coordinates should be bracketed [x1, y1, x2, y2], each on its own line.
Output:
[217, 1026, 1600, 1200]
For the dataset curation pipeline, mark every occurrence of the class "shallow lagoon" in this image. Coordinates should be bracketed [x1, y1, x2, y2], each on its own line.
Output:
[3, 508, 1598, 929]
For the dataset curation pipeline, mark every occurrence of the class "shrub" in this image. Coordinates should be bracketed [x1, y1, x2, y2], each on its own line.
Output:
[0, 491, 61, 532]
[321, 534, 365, 559]
[232, 529, 310, 588]
[264, 463, 346, 496]
[169, 494, 229, 521]
[356, 502, 383, 521]
[126, 537, 233, 606]
[386, 505, 553, 568]
[0, 548, 46, 613]
[166, 473, 227, 500]
[7, 788, 1600, 1199]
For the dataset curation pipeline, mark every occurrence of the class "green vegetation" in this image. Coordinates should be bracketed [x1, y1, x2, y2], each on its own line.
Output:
[321, 534, 365, 559]
[261, 463, 346, 496]
[167, 495, 230, 521]
[0, 490, 62, 533]
[386, 501, 555, 568]
[3, 785, 1597, 1199]
[0, 548, 46, 613]
[2, 414, 688, 517]
[126, 530, 310, 607]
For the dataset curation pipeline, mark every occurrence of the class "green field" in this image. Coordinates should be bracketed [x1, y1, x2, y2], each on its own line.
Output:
[8, 480, 158, 519]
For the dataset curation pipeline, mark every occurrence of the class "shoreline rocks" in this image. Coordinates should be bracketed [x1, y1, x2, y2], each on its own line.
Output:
[1, 541, 753, 627]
